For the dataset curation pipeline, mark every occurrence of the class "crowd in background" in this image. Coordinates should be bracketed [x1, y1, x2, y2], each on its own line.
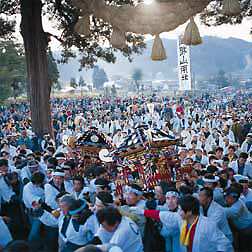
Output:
[0, 90, 252, 252]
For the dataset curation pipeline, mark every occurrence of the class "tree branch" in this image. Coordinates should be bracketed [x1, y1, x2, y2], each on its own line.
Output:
[73, 0, 211, 35]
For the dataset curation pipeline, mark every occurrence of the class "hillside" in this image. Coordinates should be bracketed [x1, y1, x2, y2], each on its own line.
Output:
[55, 36, 252, 84]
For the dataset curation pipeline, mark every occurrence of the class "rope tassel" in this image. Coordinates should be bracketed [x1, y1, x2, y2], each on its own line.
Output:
[182, 17, 202, 46]
[151, 34, 167, 61]
[75, 15, 91, 36]
[222, 0, 241, 15]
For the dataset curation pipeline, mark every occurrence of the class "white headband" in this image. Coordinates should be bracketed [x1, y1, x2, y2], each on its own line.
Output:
[166, 191, 179, 198]
[127, 187, 143, 196]
[203, 176, 219, 183]
[95, 197, 113, 207]
[52, 171, 65, 177]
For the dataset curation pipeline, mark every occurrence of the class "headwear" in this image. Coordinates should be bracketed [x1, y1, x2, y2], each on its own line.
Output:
[54, 152, 66, 160]
[61, 164, 71, 170]
[203, 175, 219, 183]
[247, 133, 252, 138]
[233, 174, 249, 184]
[27, 160, 39, 168]
[125, 185, 143, 196]
[52, 168, 65, 177]
[68, 199, 87, 215]
[166, 190, 180, 198]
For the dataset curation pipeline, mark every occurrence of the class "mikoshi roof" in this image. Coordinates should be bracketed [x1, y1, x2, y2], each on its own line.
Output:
[114, 124, 180, 158]
[76, 127, 112, 149]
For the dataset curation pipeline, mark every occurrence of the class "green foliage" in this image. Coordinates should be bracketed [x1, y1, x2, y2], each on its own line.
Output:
[200, 0, 252, 31]
[70, 77, 78, 88]
[0, 68, 12, 103]
[92, 65, 108, 89]
[53, 81, 62, 91]
[132, 68, 143, 92]
[214, 69, 230, 89]
[0, 40, 26, 100]
[111, 84, 117, 97]
[0, 41, 60, 99]
[0, 0, 146, 68]
[47, 48, 60, 87]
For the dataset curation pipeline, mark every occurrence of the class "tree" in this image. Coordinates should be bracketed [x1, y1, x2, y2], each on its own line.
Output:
[70, 77, 78, 88]
[53, 81, 62, 91]
[92, 66, 108, 90]
[0, 0, 145, 137]
[0, 68, 12, 103]
[215, 69, 230, 89]
[1, 0, 251, 135]
[48, 48, 60, 88]
[111, 84, 117, 97]
[78, 76, 86, 87]
[132, 68, 143, 93]
[0, 41, 26, 100]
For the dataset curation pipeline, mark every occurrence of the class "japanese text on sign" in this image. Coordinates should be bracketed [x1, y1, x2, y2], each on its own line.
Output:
[177, 36, 192, 91]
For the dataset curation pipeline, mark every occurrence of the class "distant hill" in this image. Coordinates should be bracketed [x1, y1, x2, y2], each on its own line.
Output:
[55, 36, 252, 84]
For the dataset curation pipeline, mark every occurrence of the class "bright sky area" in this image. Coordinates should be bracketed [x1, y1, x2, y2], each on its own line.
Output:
[13, 12, 252, 50]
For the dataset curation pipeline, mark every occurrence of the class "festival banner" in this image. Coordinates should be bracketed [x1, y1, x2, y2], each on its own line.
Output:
[177, 36, 192, 91]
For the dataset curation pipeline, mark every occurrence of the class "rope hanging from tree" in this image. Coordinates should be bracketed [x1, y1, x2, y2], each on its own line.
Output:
[72, 0, 242, 61]
[182, 17, 202, 46]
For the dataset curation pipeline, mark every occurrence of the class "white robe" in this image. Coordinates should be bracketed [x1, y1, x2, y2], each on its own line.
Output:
[159, 212, 233, 252]
[0, 217, 12, 248]
[96, 216, 143, 252]
[200, 200, 233, 242]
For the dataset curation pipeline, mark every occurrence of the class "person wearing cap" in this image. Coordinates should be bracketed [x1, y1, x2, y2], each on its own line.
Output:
[230, 152, 252, 178]
[240, 133, 252, 154]
[44, 168, 66, 210]
[95, 207, 143, 252]
[198, 187, 233, 242]
[131, 195, 232, 252]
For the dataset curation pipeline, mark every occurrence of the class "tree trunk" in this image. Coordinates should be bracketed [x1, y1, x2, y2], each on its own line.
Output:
[20, 0, 52, 137]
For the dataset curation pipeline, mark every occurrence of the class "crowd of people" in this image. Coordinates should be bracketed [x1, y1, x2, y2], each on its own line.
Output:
[0, 90, 252, 252]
